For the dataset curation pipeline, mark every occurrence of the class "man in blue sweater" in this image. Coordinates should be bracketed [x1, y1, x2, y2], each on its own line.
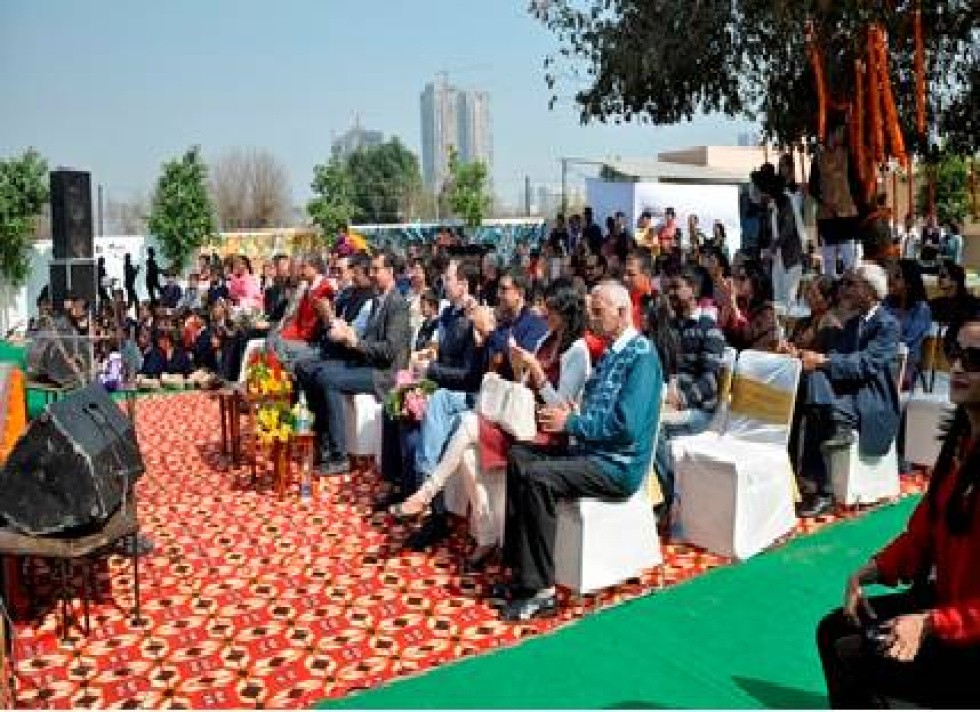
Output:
[497, 281, 663, 621]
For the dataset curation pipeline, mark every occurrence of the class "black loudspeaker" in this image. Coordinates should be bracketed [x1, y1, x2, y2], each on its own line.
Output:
[49, 259, 97, 309]
[50, 170, 94, 260]
[25, 315, 93, 387]
[0, 383, 144, 536]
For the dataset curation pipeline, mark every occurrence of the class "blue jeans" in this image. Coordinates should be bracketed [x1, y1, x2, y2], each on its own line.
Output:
[654, 408, 714, 506]
[397, 389, 472, 513]
[414, 389, 472, 479]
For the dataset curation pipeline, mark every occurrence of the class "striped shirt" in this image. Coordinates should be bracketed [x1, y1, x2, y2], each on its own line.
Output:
[674, 315, 726, 412]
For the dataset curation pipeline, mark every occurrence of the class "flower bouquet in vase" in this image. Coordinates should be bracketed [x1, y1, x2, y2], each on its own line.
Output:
[245, 349, 292, 397]
[384, 369, 437, 423]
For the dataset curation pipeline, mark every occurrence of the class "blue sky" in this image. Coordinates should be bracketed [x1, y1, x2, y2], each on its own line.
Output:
[0, 0, 756, 209]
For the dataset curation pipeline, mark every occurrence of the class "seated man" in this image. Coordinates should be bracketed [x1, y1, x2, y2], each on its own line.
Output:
[791, 261, 901, 516]
[268, 254, 334, 371]
[495, 281, 663, 621]
[390, 267, 548, 551]
[654, 266, 727, 508]
[299, 251, 410, 475]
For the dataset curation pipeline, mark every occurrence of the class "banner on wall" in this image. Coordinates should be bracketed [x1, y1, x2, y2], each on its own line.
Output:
[585, 179, 743, 253]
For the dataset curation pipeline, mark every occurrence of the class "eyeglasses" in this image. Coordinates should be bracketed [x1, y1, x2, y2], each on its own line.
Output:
[945, 342, 980, 373]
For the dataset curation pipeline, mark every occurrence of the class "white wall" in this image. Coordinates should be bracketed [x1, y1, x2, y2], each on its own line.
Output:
[586, 179, 742, 254]
[1, 234, 162, 335]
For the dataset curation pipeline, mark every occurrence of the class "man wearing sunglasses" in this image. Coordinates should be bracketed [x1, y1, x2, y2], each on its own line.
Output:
[788, 262, 901, 517]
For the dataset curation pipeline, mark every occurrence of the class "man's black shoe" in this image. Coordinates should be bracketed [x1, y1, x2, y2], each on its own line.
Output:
[799, 493, 833, 518]
[500, 593, 558, 622]
[404, 515, 450, 552]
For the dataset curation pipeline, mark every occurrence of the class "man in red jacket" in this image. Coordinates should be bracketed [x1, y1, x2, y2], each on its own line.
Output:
[268, 254, 334, 371]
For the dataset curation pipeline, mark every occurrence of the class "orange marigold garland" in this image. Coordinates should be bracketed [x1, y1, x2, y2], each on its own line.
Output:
[806, 20, 829, 143]
[875, 27, 908, 168]
[866, 25, 885, 169]
[851, 60, 868, 194]
[913, 4, 926, 138]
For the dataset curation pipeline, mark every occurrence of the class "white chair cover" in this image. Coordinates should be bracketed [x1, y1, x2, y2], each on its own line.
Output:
[672, 350, 801, 560]
[828, 345, 907, 506]
[904, 392, 954, 468]
[342, 393, 383, 460]
[553, 395, 665, 594]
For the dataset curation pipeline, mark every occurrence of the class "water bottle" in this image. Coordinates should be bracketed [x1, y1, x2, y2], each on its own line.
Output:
[294, 392, 311, 434]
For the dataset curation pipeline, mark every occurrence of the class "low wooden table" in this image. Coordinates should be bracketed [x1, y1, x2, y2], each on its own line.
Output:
[213, 385, 245, 466]
[287, 432, 318, 500]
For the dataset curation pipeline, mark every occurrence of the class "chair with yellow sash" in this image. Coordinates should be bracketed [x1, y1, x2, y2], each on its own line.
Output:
[672, 350, 801, 560]
[828, 344, 906, 507]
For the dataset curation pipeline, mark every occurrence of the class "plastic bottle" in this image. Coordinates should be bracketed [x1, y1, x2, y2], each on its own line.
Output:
[294, 392, 311, 434]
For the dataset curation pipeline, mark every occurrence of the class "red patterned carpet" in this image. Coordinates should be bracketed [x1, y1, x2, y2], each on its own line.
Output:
[6, 393, 928, 709]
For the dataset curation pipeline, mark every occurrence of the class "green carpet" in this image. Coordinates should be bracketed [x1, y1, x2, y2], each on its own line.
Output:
[319, 498, 918, 710]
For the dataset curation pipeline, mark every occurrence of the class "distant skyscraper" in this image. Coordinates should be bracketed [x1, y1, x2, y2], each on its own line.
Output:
[420, 75, 492, 193]
[331, 118, 384, 162]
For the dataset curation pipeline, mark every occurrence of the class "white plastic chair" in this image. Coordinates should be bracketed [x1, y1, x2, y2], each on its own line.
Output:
[672, 350, 801, 560]
[828, 344, 906, 506]
[553, 394, 665, 595]
[342, 393, 383, 469]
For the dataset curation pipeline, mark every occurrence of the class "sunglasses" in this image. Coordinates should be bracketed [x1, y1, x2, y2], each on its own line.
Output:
[945, 342, 980, 373]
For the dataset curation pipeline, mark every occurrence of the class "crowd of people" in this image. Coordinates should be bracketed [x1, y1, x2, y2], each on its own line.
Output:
[24, 141, 979, 702]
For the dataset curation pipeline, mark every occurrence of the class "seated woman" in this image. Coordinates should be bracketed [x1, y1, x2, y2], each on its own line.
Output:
[929, 261, 980, 337]
[816, 316, 980, 708]
[884, 258, 932, 391]
[389, 282, 592, 569]
[786, 275, 845, 354]
[780, 275, 845, 514]
[226, 255, 263, 311]
[717, 261, 779, 351]
[137, 328, 192, 389]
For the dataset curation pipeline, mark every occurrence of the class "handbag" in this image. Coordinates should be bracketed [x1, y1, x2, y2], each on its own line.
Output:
[477, 373, 537, 441]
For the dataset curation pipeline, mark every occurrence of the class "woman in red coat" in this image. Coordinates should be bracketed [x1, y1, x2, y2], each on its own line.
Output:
[816, 317, 980, 708]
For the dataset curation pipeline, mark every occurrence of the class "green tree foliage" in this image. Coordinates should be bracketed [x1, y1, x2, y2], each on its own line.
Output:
[345, 138, 422, 224]
[0, 148, 48, 287]
[446, 146, 492, 227]
[307, 160, 356, 247]
[917, 153, 971, 226]
[532, 1, 979, 153]
[147, 146, 216, 273]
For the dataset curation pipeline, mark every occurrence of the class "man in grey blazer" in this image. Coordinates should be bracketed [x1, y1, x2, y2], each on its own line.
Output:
[307, 251, 411, 475]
